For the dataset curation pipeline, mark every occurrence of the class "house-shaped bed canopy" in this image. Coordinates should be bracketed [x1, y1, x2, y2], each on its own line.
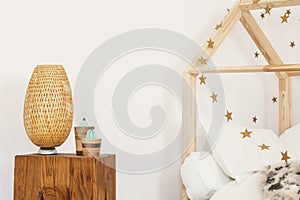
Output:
[182, 0, 300, 199]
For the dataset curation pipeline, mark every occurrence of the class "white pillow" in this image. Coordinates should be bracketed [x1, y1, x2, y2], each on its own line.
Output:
[279, 123, 300, 159]
[181, 152, 232, 200]
[211, 123, 298, 181]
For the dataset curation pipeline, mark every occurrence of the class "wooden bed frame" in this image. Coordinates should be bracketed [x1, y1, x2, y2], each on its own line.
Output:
[182, 0, 300, 199]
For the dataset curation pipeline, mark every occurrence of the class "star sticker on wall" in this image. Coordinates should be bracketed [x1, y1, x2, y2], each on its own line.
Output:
[199, 74, 207, 85]
[241, 128, 253, 139]
[210, 92, 218, 103]
[260, 13, 265, 19]
[254, 51, 260, 58]
[286, 9, 291, 16]
[281, 13, 289, 23]
[225, 110, 233, 122]
[290, 41, 295, 48]
[264, 5, 272, 15]
[272, 96, 278, 103]
[281, 151, 291, 164]
[198, 56, 208, 65]
[259, 144, 270, 150]
[215, 22, 223, 30]
[207, 38, 215, 48]
[252, 116, 258, 123]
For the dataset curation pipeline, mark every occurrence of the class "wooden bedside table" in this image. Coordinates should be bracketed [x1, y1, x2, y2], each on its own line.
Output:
[14, 154, 116, 200]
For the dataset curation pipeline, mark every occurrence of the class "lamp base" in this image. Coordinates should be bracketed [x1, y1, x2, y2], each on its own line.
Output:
[38, 147, 57, 155]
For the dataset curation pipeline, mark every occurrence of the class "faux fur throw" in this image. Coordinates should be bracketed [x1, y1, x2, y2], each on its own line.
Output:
[262, 162, 300, 200]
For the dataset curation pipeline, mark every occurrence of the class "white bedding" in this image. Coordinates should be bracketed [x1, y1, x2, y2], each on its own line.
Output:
[181, 123, 300, 200]
[211, 172, 264, 200]
[181, 152, 232, 200]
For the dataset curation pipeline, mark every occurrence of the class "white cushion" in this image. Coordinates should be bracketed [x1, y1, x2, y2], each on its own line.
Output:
[211, 123, 298, 180]
[279, 123, 300, 159]
[181, 152, 232, 200]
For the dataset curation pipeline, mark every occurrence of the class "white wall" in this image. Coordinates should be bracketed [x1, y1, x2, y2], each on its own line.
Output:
[0, 0, 299, 199]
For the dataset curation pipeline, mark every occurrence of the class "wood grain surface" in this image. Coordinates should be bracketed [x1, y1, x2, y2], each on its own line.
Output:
[14, 154, 116, 200]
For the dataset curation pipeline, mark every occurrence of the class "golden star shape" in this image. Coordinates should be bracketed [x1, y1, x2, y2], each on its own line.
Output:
[281, 151, 291, 164]
[281, 14, 289, 23]
[241, 128, 253, 139]
[259, 144, 270, 151]
[252, 116, 258, 123]
[272, 96, 278, 103]
[254, 51, 260, 58]
[264, 5, 272, 15]
[215, 22, 223, 30]
[207, 38, 215, 48]
[290, 41, 295, 48]
[225, 110, 233, 122]
[260, 13, 265, 19]
[198, 56, 208, 65]
[199, 74, 207, 85]
[210, 92, 218, 103]
[252, 0, 260, 4]
[286, 9, 291, 15]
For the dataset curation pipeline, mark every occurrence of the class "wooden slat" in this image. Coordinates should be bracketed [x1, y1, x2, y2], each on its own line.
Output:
[239, 0, 300, 11]
[279, 78, 292, 134]
[196, 64, 300, 74]
[182, 67, 197, 200]
[196, 2, 241, 62]
[288, 72, 300, 76]
[240, 11, 284, 68]
[182, 67, 197, 161]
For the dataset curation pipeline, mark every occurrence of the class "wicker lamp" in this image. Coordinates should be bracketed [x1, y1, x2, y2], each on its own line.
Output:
[23, 65, 73, 154]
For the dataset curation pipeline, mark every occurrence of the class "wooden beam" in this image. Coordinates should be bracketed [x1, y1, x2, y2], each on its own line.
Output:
[182, 67, 197, 162]
[288, 72, 300, 76]
[196, 64, 300, 74]
[182, 67, 197, 200]
[279, 78, 292, 134]
[240, 11, 284, 68]
[239, 0, 300, 11]
[195, 2, 241, 64]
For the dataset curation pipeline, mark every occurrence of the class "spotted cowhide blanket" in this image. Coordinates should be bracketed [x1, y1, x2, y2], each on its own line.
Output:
[262, 162, 300, 200]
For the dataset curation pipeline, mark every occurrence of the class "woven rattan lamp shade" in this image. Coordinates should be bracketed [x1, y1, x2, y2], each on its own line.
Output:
[23, 65, 73, 154]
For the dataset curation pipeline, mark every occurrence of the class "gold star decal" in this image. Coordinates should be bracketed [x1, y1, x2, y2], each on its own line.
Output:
[272, 96, 278, 103]
[207, 38, 215, 48]
[199, 74, 207, 85]
[254, 51, 260, 58]
[286, 9, 291, 16]
[281, 14, 289, 23]
[225, 110, 233, 122]
[281, 151, 291, 164]
[252, 116, 258, 123]
[264, 5, 272, 15]
[215, 22, 223, 30]
[260, 13, 265, 19]
[259, 144, 270, 150]
[198, 56, 208, 65]
[290, 41, 295, 48]
[241, 128, 253, 139]
[210, 92, 218, 103]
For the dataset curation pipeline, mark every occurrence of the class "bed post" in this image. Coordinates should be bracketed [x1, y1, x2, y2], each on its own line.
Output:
[279, 77, 292, 134]
[182, 66, 198, 200]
